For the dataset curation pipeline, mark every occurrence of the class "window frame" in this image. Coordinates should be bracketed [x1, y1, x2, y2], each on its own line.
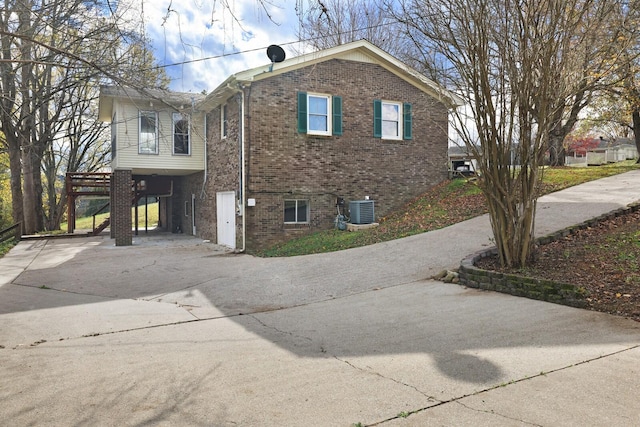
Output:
[381, 100, 403, 141]
[298, 91, 342, 136]
[284, 199, 310, 224]
[307, 93, 332, 136]
[172, 112, 191, 155]
[374, 100, 412, 141]
[138, 110, 159, 154]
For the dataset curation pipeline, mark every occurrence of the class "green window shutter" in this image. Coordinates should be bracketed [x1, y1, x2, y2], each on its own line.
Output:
[373, 99, 382, 138]
[332, 95, 343, 135]
[403, 103, 412, 140]
[297, 92, 307, 133]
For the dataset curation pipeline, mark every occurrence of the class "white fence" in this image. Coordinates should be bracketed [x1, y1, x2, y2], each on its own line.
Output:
[565, 144, 638, 167]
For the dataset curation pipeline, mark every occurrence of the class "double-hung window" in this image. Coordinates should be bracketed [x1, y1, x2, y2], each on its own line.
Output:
[308, 94, 331, 136]
[139, 111, 158, 154]
[297, 92, 342, 136]
[284, 200, 309, 224]
[173, 112, 190, 155]
[373, 100, 412, 140]
[382, 102, 402, 139]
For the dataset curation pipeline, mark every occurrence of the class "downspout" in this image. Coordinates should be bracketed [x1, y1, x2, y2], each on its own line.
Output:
[240, 85, 246, 253]
[240, 85, 247, 252]
[201, 113, 208, 199]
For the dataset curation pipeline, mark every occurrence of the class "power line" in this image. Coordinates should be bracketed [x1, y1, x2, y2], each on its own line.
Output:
[147, 21, 396, 72]
[150, 39, 299, 70]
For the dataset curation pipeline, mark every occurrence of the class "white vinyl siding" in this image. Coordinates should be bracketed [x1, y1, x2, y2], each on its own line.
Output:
[110, 99, 205, 174]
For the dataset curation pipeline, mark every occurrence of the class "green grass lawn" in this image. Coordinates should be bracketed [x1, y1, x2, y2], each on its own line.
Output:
[0, 239, 16, 257]
[61, 202, 159, 230]
[258, 161, 640, 257]
[1, 161, 638, 260]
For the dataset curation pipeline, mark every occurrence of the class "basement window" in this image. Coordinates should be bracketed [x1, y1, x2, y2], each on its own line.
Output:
[284, 200, 309, 224]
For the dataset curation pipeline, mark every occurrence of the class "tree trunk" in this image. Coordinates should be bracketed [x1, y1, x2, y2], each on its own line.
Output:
[21, 146, 38, 234]
[548, 133, 566, 166]
[632, 109, 640, 164]
[7, 137, 24, 231]
[482, 161, 540, 267]
[21, 139, 45, 234]
[33, 151, 45, 232]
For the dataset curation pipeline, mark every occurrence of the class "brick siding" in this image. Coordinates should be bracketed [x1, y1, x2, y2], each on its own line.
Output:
[203, 59, 450, 252]
[111, 169, 132, 246]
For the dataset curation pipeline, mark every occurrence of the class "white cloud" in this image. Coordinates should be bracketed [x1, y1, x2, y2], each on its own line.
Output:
[134, 0, 304, 93]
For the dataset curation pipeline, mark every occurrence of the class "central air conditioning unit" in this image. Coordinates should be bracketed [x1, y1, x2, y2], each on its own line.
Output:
[349, 200, 375, 224]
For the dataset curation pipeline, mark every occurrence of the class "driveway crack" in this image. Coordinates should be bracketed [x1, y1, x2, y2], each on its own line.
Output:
[333, 356, 440, 403]
[452, 400, 542, 426]
[247, 314, 314, 344]
[368, 344, 640, 426]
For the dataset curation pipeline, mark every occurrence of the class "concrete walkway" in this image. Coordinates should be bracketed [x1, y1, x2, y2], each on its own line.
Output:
[1, 170, 640, 426]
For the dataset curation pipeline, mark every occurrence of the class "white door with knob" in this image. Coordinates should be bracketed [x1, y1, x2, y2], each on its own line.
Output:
[216, 191, 236, 249]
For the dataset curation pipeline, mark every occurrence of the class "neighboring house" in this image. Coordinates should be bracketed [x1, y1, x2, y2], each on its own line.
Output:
[565, 137, 639, 166]
[448, 145, 479, 176]
[99, 40, 461, 251]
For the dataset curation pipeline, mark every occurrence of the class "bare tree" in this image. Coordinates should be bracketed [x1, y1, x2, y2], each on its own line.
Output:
[543, 1, 639, 165]
[557, 1, 640, 162]
[41, 82, 111, 231]
[295, 0, 412, 60]
[392, 0, 622, 267]
[612, 0, 640, 160]
[0, 0, 168, 234]
[0, 150, 10, 230]
[295, 0, 459, 98]
[570, 93, 635, 140]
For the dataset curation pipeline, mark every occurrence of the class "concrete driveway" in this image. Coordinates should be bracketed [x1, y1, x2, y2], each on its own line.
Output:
[1, 170, 640, 426]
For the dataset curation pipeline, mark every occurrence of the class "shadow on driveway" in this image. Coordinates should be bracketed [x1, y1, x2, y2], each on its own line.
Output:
[1, 227, 639, 387]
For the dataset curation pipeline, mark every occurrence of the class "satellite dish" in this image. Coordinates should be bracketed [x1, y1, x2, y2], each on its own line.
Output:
[267, 45, 286, 63]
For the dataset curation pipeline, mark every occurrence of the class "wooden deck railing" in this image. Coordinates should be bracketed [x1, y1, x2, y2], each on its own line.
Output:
[0, 222, 21, 244]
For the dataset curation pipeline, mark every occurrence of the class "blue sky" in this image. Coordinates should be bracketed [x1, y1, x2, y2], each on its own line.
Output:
[138, 0, 305, 93]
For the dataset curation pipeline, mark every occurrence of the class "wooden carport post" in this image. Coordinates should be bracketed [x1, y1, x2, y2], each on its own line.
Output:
[65, 174, 76, 234]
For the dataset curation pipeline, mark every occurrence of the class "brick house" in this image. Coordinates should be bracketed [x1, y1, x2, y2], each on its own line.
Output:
[99, 40, 460, 251]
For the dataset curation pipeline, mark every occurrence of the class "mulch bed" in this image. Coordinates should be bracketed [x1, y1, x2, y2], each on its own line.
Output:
[475, 208, 640, 322]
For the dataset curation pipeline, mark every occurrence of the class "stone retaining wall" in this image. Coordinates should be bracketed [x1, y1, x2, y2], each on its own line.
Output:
[458, 202, 640, 308]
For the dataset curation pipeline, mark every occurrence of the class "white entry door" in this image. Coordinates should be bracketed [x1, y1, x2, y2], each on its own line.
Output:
[216, 191, 236, 249]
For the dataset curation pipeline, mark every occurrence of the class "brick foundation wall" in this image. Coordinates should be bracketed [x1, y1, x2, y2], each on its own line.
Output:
[158, 196, 169, 231]
[178, 172, 217, 239]
[111, 169, 132, 246]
